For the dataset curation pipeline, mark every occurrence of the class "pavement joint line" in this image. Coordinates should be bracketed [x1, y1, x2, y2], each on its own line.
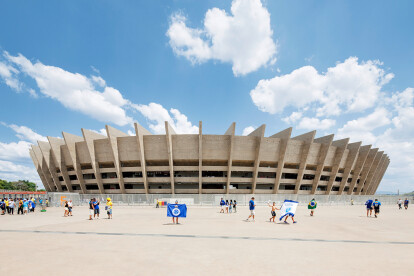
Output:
[0, 229, 413, 245]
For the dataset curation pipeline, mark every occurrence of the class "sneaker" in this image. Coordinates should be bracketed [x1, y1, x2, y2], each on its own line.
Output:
[284, 221, 288, 224]
[293, 221, 297, 224]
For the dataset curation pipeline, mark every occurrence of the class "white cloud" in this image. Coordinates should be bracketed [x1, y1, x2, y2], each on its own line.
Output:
[91, 75, 106, 87]
[297, 117, 335, 130]
[0, 160, 40, 184]
[0, 140, 32, 160]
[167, 0, 277, 76]
[127, 130, 135, 136]
[3, 52, 133, 126]
[251, 57, 394, 116]
[0, 61, 22, 91]
[282, 111, 302, 124]
[133, 102, 198, 134]
[4, 124, 47, 144]
[90, 128, 107, 136]
[242, 126, 255, 136]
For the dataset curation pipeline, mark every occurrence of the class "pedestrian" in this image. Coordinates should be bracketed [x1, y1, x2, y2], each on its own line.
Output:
[18, 198, 23, 215]
[404, 198, 409, 210]
[156, 198, 159, 208]
[225, 200, 229, 213]
[23, 199, 28, 215]
[373, 199, 381, 218]
[8, 199, 15, 215]
[246, 197, 256, 222]
[365, 199, 374, 217]
[398, 199, 403, 209]
[68, 200, 73, 216]
[106, 198, 113, 219]
[220, 198, 225, 213]
[351, 199, 354, 205]
[283, 213, 297, 224]
[46, 199, 49, 207]
[0, 199, 5, 215]
[308, 198, 317, 216]
[172, 200, 179, 224]
[93, 198, 100, 219]
[88, 198, 94, 220]
[31, 200, 36, 212]
[64, 201, 69, 217]
[5, 198, 9, 214]
[268, 202, 279, 222]
[229, 200, 233, 213]
[233, 200, 237, 213]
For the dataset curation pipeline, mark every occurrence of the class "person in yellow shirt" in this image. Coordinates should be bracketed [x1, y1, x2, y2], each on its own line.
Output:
[106, 198, 113, 219]
[5, 199, 9, 214]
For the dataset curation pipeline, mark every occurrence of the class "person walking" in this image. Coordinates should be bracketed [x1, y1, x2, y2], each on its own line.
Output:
[404, 198, 409, 210]
[225, 200, 229, 213]
[0, 199, 5, 215]
[17, 199, 23, 215]
[106, 198, 113, 219]
[8, 199, 15, 215]
[68, 200, 73, 216]
[5, 198, 9, 214]
[268, 202, 279, 222]
[23, 199, 28, 215]
[229, 200, 233, 213]
[233, 200, 237, 213]
[246, 197, 256, 222]
[398, 199, 403, 209]
[220, 198, 225, 213]
[63, 201, 69, 217]
[308, 198, 317, 216]
[93, 198, 100, 219]
[373, 199, 381, 218]
[365, 199, 374, 217]
[88, 198, 94, 220]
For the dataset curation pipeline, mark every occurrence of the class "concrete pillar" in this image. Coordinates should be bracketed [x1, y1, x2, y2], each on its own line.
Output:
[292, 130, 316, 194]
[271, 128, 292, 194]
[310, 134, 334, 194]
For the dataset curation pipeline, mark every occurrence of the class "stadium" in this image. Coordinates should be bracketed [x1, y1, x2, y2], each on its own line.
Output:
[29, 122, 389, 195]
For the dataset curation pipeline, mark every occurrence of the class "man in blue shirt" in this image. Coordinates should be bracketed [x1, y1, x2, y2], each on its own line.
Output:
[219, 198, 225, 213]
[373, 199, 381, 218]
[246, 197, 256, 222]
[404, 198, 409, 210]
[93, 198, 100, 219]
[365, 199, 374, 217]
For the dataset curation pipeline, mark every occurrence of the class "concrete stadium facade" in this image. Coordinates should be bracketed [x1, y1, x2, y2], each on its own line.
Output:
[29, 122, 389, 195]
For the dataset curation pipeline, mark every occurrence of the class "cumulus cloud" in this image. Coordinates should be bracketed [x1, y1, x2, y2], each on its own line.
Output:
[167, 0, 277, 76]
[4, 124, 47, 144]
[282, 111, 303, 124]
[133, 103, 198, 134]
[3, 52, 133, 126]
[242, 126, 256, 136]
[0, 61, 22, 91]
[0, 160, 40, 183]
[297, 117, 335, 130]
[250, 57, 394, 116]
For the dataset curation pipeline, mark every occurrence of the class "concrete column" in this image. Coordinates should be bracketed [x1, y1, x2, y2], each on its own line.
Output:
[81, 129, 107, 194]
[29, 148, 51, 192]
[134, 122, 151, 194]
[62, 132, 88, 194]
[370, 158, 389, 195]
[325, 138, 349, 195]
[105, 125, 128, 194]
[48, 137, 73, 192]
[31, 145, 54, 192]
[271, 128, 292, 194]
[292, 130, 316, 194]
[310, 134, 334, 194]
[367, 156, 388, 195]
[38, 141, 63, 192]
[198, 121, 203, 194]
[347, 145, 371, 195]
[363, 153, 385, 195]
[225, 122, 236, 194]
[165, 122, 176, 194]
[248, 124, 266, 194]
[355, 148, 379, 195]
[338, 142, 361, 194]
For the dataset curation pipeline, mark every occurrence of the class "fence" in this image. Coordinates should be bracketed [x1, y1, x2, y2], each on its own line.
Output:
[47, 193, 410, 207]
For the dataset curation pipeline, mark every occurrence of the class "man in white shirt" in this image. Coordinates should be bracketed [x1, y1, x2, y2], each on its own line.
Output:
[68, 200, 73, 216]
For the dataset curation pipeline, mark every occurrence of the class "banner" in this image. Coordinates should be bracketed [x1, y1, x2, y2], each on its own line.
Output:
[167, 204, 187, 218]
[279, 200, 299, 221]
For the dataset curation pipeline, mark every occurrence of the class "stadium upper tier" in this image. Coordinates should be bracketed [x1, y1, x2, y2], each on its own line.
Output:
[29, 122, 389, 195]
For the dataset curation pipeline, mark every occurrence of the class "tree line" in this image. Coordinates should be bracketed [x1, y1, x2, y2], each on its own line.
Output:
[0, 179, 42, 191]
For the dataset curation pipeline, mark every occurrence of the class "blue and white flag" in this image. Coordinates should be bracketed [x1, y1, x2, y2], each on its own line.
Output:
[279, 200, 299, 221]
[167, 204, 187, 218]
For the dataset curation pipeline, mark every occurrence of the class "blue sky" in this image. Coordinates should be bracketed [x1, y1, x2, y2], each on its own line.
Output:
[0, 0, 413, 192]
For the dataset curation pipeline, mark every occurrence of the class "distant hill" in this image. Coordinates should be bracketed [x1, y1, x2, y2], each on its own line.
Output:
[403, 191, 414, 196]
[376, 191, 398, 195]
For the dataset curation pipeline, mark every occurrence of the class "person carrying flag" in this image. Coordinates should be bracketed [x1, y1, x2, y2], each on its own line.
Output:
[308, 198, 317, 216]
[167, 200, 187, 224]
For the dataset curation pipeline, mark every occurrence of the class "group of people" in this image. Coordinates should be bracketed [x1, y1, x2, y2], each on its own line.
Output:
[365, 199, 382, 218]
[87, 197, 112, 220]
[246, 197, 299, 224]
[219, 198, 237, 213]
[397, 198, 409, 210]
[63, 200, 73, 217]
[0, 197, 43, 215]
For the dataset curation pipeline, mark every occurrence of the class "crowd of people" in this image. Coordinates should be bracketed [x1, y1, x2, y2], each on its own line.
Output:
[0, 197, 47, 215]
[219, 198, 237, 213]
[86, 197, 112, 220]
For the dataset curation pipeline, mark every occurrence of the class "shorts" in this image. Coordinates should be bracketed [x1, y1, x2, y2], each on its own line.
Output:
[68, 207, 72, 212]
[89, 209, 94, 215]
[374, 208, 380, 214]
[94, 209, 100, 215]
[271, 211, 276, 217]
[23, 207, 28, 211]
[250, 210, 255, 216]
[64, 207, 68, 211]
[367, 207, 373, 210]
[107, 209, 112, 215]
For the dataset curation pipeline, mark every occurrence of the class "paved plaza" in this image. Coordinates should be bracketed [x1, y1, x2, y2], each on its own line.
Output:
[0, 204, 413, 275]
